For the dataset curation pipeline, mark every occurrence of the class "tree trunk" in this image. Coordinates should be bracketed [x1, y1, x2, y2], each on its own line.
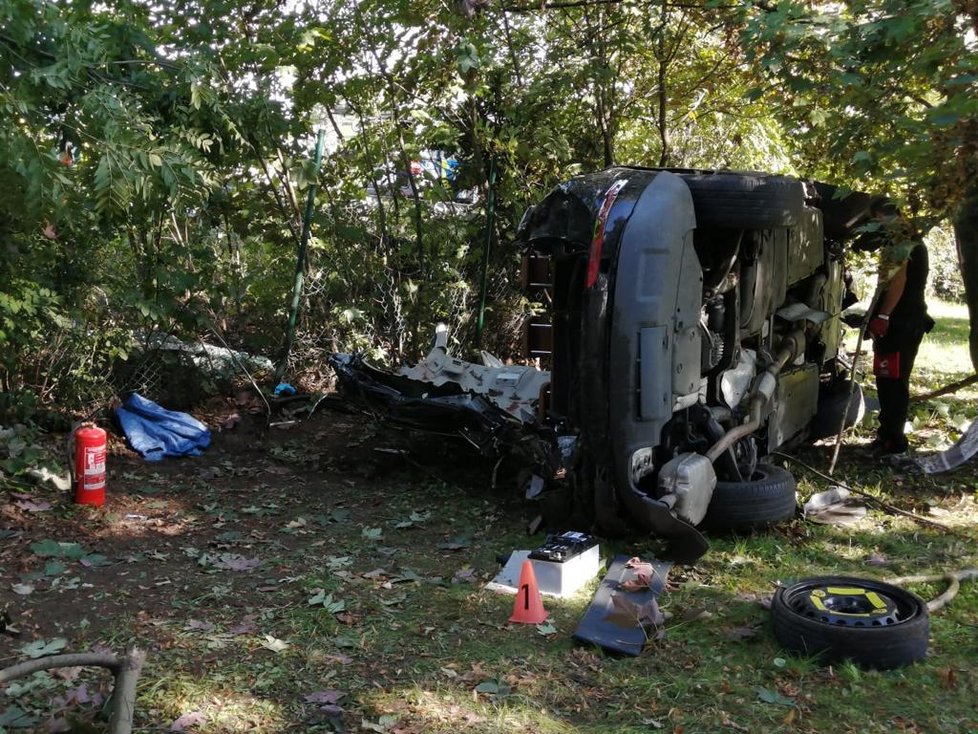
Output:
[953, 184, 978, 371]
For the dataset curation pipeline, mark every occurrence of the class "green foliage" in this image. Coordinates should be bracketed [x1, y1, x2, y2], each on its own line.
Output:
[739, 0, 978, 220]
[0, 423, 46, 477]
[926, 224, 966, 302]
[3, 0, 975, 418]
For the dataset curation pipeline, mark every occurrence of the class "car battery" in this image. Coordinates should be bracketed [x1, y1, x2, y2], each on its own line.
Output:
[528, 532, 600, 597]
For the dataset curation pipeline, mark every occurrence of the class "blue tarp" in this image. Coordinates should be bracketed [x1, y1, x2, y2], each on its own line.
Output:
[115, 393, 211, 461]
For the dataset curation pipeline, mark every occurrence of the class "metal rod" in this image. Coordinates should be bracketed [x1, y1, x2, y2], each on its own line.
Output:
[276, 128, 326, 383]
[476, 156, 498, 347]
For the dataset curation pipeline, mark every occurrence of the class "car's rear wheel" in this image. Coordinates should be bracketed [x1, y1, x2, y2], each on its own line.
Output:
[700, 463, 797, 531]
[808, 379, 866, 441]
[772, 576, 929, 669]
[679, 172, 805, 229]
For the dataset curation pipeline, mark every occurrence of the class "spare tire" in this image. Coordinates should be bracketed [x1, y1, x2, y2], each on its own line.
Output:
[772, 576, 929, 670]
[700, 463, 797, 531]
[679, 171, 805, 229]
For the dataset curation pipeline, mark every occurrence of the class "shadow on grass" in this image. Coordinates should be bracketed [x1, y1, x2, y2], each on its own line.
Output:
[10, 407, 978, 734]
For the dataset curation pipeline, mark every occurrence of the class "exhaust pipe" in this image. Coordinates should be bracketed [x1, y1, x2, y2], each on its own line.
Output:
[705, 330, 805, 463]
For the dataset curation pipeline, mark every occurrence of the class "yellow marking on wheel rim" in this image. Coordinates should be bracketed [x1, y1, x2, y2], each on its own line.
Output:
[807, 587, 891, 617]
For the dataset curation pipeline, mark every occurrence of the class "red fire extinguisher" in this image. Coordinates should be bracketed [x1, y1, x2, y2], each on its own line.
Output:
[73, 424, 107, 506]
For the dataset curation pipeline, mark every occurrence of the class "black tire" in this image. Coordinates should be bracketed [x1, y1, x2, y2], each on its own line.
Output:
[808, 379, 866, 441]
[679, 171, 805, 229]
[700, 463, 797, 531]
[812, 181, 875, 242]
[772, 576, 929, 670]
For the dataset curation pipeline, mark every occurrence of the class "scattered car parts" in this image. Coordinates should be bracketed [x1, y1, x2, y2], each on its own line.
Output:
[331, 167, 881, 563]
[517, 167, 874, 559]
[327, 326, 555, 473]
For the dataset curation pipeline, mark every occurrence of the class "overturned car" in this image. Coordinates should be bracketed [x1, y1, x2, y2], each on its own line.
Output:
[331, 167, 872, 562]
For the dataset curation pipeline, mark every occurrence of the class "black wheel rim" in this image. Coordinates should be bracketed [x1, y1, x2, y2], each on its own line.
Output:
[782, 580, 913, 627]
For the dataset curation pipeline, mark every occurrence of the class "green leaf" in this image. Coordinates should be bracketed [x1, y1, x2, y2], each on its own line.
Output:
[30, 540, 86, 559]
[0, 706, 40, 728]
[43, 561, 66, 576]
[328, 509, 351, 523]
[928, 110, 961, 127]
[308, 589, 326, 605]
[757, 687, 794, 706]
[19, 637, 68, 659]
[321, 594, 346, 614]
[808, 108, 828, 127]
[454, 41, 480, 74]
[80, 553, 111, 568]
[474, 680, 499, 694]
[743, 86, 765, 101]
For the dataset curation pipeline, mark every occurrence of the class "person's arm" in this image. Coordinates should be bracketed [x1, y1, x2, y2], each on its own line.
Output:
[869, 260, 908, 338]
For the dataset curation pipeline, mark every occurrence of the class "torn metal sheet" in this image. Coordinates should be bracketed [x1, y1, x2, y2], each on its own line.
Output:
[397, 324, 550, 424]
[916, 419, 978, 474]
[803, 486, 867, 526]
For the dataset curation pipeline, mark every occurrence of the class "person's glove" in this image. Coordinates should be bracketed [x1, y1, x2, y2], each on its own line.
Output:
[868, 314, 890, 339]
[841, 312, 865, 329]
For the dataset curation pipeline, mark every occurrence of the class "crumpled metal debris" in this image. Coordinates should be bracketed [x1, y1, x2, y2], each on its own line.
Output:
[327, 325, 553, 460]
[396, 324, 550, 424]
[915, 418, 978, 474]
[803, 486, 867, 525]
[146, 332, 274, 378]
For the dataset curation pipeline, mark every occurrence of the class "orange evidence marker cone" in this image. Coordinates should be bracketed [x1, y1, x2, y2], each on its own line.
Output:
[509, 559, 548, 624]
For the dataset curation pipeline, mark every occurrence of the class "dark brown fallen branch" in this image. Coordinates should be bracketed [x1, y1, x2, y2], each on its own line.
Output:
[911, 373, 978, 403]
[0, 648, 146, 734]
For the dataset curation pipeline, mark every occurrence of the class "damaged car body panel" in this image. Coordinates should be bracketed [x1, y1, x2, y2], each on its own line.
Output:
[518, 167, 870, 560]
[521, 170, 712, 559]
[331, 166, 875, 564]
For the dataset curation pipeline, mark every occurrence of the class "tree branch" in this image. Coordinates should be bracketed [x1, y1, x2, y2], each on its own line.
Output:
[0, 648, 146, 734]
[911, 373, 978, 403]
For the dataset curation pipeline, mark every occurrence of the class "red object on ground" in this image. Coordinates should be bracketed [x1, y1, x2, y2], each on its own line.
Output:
[509, 560, 548, 624]
[73, 425, 107, 506]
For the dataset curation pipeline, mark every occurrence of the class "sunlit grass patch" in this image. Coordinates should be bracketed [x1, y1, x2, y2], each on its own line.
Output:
[139, 672, 291, 732]
[917, 300, 973, 381]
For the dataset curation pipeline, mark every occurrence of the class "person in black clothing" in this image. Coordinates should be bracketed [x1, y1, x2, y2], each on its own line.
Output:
[859, 208, 935, 456]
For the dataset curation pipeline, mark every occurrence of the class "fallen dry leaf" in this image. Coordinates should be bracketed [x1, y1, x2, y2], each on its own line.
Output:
[305, 689, 345, 705]
[210, 554, 259, 571]
[170, 711, 206, 731]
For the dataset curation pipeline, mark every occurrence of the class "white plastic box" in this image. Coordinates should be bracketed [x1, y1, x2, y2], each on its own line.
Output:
[529, 533, 600, 597]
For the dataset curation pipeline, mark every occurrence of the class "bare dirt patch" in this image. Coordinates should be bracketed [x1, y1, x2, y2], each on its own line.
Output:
[2, 398, 519, 732]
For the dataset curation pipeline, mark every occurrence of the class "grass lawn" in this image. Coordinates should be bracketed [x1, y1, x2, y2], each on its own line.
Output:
[916, 300, 974, 381]
[2, 305, 978, 734]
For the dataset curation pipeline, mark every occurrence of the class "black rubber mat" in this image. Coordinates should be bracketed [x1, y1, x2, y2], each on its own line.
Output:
[572, 554, 672, 656]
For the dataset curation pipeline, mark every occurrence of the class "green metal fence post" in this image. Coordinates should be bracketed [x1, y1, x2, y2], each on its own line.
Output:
[275, 128, 326, 384]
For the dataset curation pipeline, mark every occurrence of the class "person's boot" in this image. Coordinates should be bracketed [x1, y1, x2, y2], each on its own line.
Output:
[869, 435, 909, 458]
